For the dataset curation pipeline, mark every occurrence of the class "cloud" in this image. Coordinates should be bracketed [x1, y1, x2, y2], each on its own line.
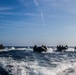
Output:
[66, 25, 76, 30]
[42, 0, 72, 3]
[47, 15, 67, 18]
[24, 13, 38, 16]
[20, 0, 39, 7]
[33, 0, 46, 30]
[0, 7, 13, 11]
[0, 22, 28, 29]
[0, 12, 38, 17]
[0, 20, 39, 28]
[49, 0, 76, 15]
[19, 0, 28, 6]
[0, 22, 41, 30]
[0, 12, 16, 15]
[34, 0, 39, 6]
[40, 12, 45, 26]
[33, 0, 76, 15]
[19, 0, 33, 7]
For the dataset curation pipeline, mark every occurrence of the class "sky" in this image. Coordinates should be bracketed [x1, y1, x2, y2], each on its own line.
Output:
[0, 0, 76, 46]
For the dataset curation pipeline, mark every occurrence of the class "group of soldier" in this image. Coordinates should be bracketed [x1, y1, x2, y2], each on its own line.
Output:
[33, 45, 68, 53]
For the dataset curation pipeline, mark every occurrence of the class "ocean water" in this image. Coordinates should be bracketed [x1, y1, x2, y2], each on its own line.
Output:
[0, 46, 76, 75]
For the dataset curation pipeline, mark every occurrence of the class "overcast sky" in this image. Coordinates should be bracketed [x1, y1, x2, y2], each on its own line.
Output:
[0, 0, 76, 46]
